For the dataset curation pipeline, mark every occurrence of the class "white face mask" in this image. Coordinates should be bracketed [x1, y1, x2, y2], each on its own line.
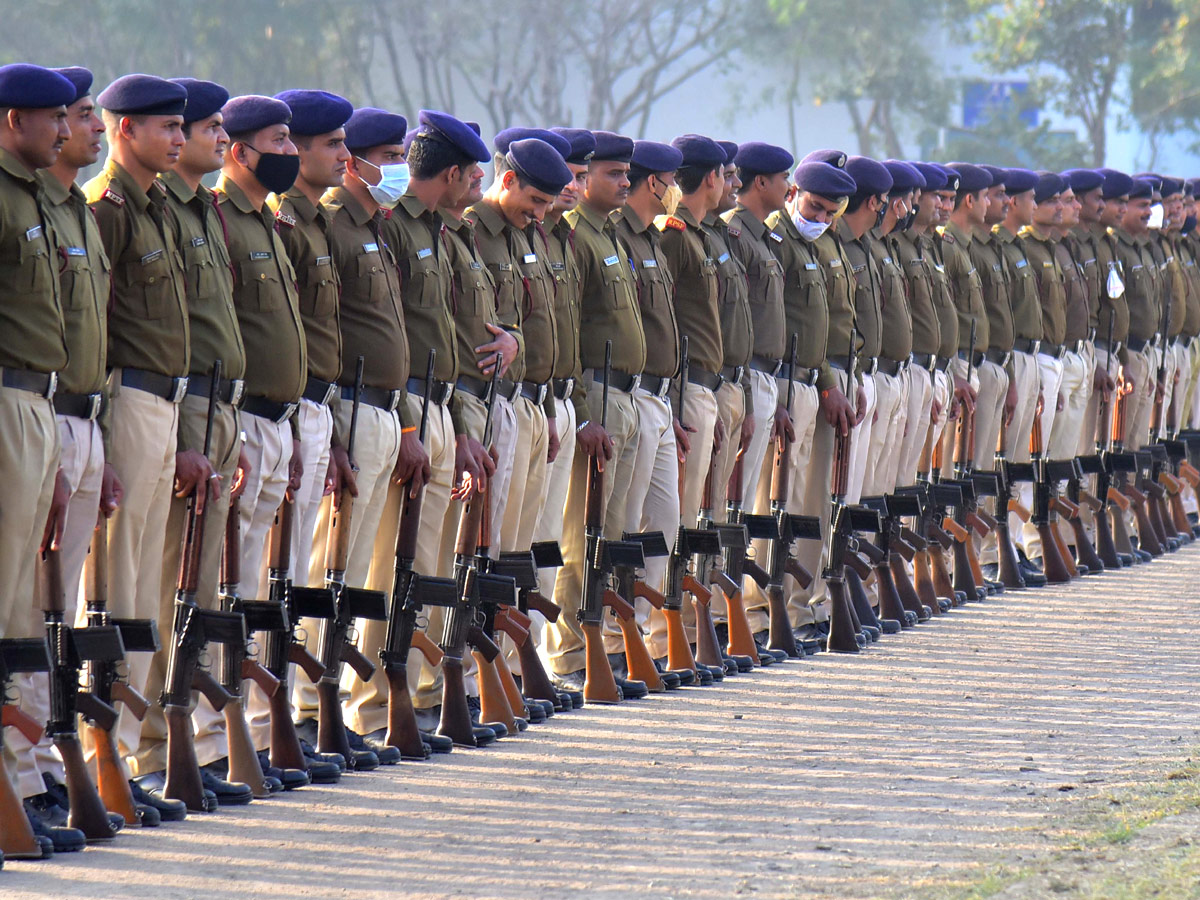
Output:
[359, 158, 411, 209]
[793, 211, 830, 242]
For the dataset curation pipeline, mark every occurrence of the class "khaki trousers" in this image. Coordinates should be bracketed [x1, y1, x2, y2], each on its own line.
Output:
[530, 396, 575, 660]
[845, 372, 875, 504]
[708, 381, 746, 621]
[898, 364, 933, 487]
[738, 371, 779, 514]
[1020, 353, 1065, 558]
[1123, 347, 1157, 450]
[500, 396, 549, 553]
[1004, 351, 1039, 464]
[1049, 349, 1089, 460]
[865, 369, 906, 496]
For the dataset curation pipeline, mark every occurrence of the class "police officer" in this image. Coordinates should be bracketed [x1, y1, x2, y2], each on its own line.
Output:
[0, 63, 85, 856]
[1113, 177, 1160, 451]
[1049, 176, 1095, 464]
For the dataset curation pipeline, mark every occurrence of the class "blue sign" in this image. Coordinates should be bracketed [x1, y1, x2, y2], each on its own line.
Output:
[962, 81, 1039, 129]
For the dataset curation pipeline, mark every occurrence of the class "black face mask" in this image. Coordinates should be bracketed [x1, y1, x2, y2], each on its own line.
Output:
[875, 201, 887, 229]
[899, 203, 918, 232]
[246, 147, 300, 194]
[1183, 213, 1197, 236]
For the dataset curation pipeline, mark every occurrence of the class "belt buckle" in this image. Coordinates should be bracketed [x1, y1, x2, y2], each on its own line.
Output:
[439, 382, 455, 405]
[170, 376, 188, 404]
[229, 379, 246, 408]
[86, 392, 102, 420]
[536, 384, 548, 405]
[507, 381, 521, 403]
[867, 358, 878, 376]
[387, 390, 403, 413]
[44, 371, 58, 401]
[734, 365, 745, 384]
[281, 402, 299, 424]
[628, 374, 641, 394]
[808, 367, 819, 385]
[322, 381, 337, 406]
[1030, 340, 1040, 358]
[564, 376, 574, 399]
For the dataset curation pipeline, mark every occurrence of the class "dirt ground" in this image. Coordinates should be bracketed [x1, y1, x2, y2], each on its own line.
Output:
[5, 549, 1200, 900]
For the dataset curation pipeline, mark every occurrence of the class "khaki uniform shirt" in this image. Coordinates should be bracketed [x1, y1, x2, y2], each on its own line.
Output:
[892, 230, 940, 357]
[723, 206, 785, 361]
[812, 226, 860, 362]
[870, 226, 912, 362]
[214, 176, 305, 404]
[972, 229, 1015, 351]
[703, 212, 754, 372]
[1156, 232, 1187, 338]
[659, 206, 722, 375]
[1067, 226, 1103, 332]
[765, 209, 835, 390]
[38, 171, 107, 393]
[161, 171, 244, 381]
[85, 158, 188, 376]
[1087, 223, 1128, 344]
[1112, 227, 1161, 343]
[836, 218, 883, 360]
[323, 186, 412, 430]
[545, 216, 582, 381]
[936, 221, 988, 352]
[1055, 236, 1090, 344]
[993, 224, 1042, 344]
[615, 205, 678, 379]
[1179, 236, 1200, 337]
[1019, 226, 1067, 346]
[270, 188, 341, 383]
[919, 232, 959, 359]
[385, 192, 458, 384]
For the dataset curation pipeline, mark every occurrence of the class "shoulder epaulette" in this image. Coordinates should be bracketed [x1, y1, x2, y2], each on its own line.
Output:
[275, 210, 297, 228]
[102, 188, 125, 207]
[663, 215, 686, 232]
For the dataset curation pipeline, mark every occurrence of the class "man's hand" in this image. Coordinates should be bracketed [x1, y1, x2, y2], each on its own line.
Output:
[287, 439, 303, 495]
[1093, 363, 1115, 401]
[673, 417, 695, 465]
[453, 435, 495, 499]
[41, 468, 69, 553]
[475, 323, 519, 377]
[769, 404, 791, 445]
[1003, 380, 1018, 425]
[328, 444, 358, 508]
[819, 386, 855, 436]
[576, 421, 614, 469]
[952, 375, 977, 419]
[232, 447, 251, 501]
[394, 429, 431, 497]
[174, 449, 219, 514]
[713, 415, 726, 455]
[855, 384, 868, 425]
[547, 416, 560, 464]
[99, 462, 123, 519]
[930, 395, 944, 426]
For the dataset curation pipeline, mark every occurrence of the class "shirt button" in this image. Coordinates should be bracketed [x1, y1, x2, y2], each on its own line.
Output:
[147, 276, 156, 284]
[371, 266, 378, 273]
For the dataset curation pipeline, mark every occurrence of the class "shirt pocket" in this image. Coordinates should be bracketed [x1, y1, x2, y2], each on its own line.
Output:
[59, 253, 95, 312]
[301, 257, 338, 319]
[355, 251, 392, 306]
[405, 252, 442, 309]
[183, 242, 220, 305]
[237, 256, 283, 312]
[795, 264, 825, 313]
[637, 258, 669, 310]
[124, 249, 176, 319]
[1, 233, 53, 296]
[601, 257, 632, 310]
[455, 264, 491, 319]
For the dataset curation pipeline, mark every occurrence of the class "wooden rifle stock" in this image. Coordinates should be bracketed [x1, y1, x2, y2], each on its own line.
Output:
[0, 696, 44, 857]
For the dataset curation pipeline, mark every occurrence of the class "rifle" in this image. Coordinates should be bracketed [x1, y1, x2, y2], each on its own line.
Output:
[1029, 395, 1073, 582]
[161, 359, 245, 811]
[1161, 439, 1196, 539]
[862, 494, 924, 628]
[692, 457, 735, 673]
[83, 517, 158, 825]
[382, 349, 456, 758]
[723, 453, 773, 663]
[825, 327, 876, 653]
[1, 640, 52, 858]
[1107, 365, 1141, 559]
[499, 541, 570, 709]
[1065, 456, 1108, 572]
[261, 498, 336, 775]
[439, 356, 504, 740]
[662, 335, 704, 680]
[1133, 448, 1171, 552]
[39, 548, 122, 840]
[576, 341, 633, 702]
[896, 482, 955, 612]
[471, 568, 520, 736]
[597, 539, 668, 688]
[1082, 315, 1124, 569]
[218, 496, 281, 798]
[316, 356, 389, 764]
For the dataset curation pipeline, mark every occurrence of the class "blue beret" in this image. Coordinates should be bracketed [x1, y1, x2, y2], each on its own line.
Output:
[1060, 168, 1104, 194]
[1098, 169, 1133, 200]
[792, 161, 857, 199]
[171, 78, 229, 125]
[934, 164, 961, 192]
[1159, 176, 1183, 198]
[630, 140, 683, 174]
[883, 159, 923, 192]
[946, 162, 992, 193]
[1186, 177, 1199, 198]
[979, 164, 1009, 187]
[506, 138, 573, 196]
[0, 64, 83, 110]
[591, 131, 634, 163]
[465, 121, 481, 137]
[494, 127, 571, 160]
[51, 67, 93, 106]
[845, 156, 893, 196]
[549, 127, 596, 165]
[1033, 171, 1064, 204]
[717, 140, 738, 166]
[1132, 172, 1163, 193]
[672, 134, 726, 170]
[344, 107, 407, 152]
[735, 142, 794, 175]
[1128, 178, 1154, 200]
[415, 109, 489, 162]
[275, 89, 353, 137]
[1001, 167, 1038, 194]
[97, 73, 187, 116]
[223, 95, 291, 135]
[910, 162, 947, 191]
[801, 149, 848, 169]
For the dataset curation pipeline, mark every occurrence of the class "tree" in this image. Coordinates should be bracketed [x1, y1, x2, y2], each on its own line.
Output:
[760, 0, 954, 158]
[1128, 0, 1200, 163]
[954, 0, 1133, 166]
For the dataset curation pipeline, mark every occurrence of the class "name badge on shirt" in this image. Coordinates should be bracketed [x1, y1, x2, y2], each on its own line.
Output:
[642, 259, 658, 269]
[363, 242, 379, 253]
[250, 251, 272, 261]
[314, 255, 331, 265]
[883, 256, 893, 265]
[909, 258, 924, 266]
[190, 236, 207, 248]
[1043, 260, 1053, 268]
[829, 258, 842, 268]
[141, 248, 163, 265]
[24, 225, 42, 242]
[717, 252, 730, 264]
[551, 262, 565, 271]
[769, 231, 783, 242]
[469, 261, 482, 270]
[934, 263, 945, 273]
[499, 262, 512, 272]
[992, 263, 1001, 272]
[1016, 259, 1027, 269]
[805, 262, 818, 271]
[65, 246, 87, 257]
[523, 253, 537, 264]
[417, 247, 433, 260]
[603, 255, 619, 267]
[1132, 264, 1144, 271]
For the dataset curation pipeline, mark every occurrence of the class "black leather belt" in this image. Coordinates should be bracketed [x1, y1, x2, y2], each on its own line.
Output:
[911, 352, 938, 372]
[956, 349, 985, 368]
[876, 357, 908, 377]
[241, 395, 298, 424]
[686, 366, 722, 392]
[1039, 342, 1066, 359]
[552, 377, 574, 401]
[1174, 335, 1193, 348]
[520, 381, 550, 405]
[1086, 328, 1097, 342]
[120, 367, 187, 403]
[1126, 336, 1154, 353]
[719, 364, 745, 385]
[455, 375, 491, 401]
[340, 383, 402, 413]
[750, 355, 783, 377]
[935, 356, 949, 371]
[984, 348, 1011, 367]
[1072, 338, 1090, 353]
[1095, 338, 1123, 354]
[54, 390, 104, 420]
[828, 355, 855, 372]
[1012, 337, 1040, 354]
[859, 356, 878, 376]
[589, 368, 640, 393]
[493, 376, 521, 403]
[2, 367, 57, 399]
[406, 375, 454, 406]
[186, 373, 245, 407]
[638, 373, 672, 398]
[303, 375, 338, 406]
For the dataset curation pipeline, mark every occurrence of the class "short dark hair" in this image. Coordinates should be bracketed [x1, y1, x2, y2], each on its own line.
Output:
[954, 188, 982, 211]
[292, 134, 312, 151]
[845, 192, 875, 215]
[407, 134, 476, 181]
[677, 164, 718, 195]
[627, 167, 651, 193]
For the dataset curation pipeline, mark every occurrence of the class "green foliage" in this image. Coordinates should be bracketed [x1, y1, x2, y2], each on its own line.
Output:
[1129, 0, 1200, 159]
[939, 104, 1093, 169]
